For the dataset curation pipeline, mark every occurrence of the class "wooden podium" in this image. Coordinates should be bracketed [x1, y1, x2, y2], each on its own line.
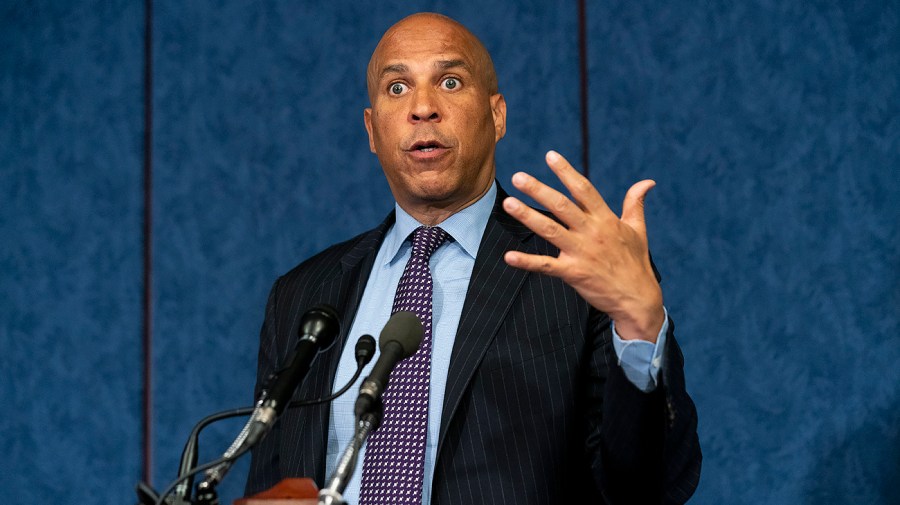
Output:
[234, 478, 319, 505]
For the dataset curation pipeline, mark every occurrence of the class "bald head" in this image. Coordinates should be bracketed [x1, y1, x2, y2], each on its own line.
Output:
[366, 13, 498, 102]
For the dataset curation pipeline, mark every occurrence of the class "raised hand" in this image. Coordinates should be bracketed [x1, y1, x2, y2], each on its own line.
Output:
[502, 150, 666, 342]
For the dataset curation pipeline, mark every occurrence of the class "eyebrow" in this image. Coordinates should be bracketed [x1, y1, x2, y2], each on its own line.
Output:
[380, 63, 409, 78]
[437, 59, 469, 72]
[378, 59, 472, 79]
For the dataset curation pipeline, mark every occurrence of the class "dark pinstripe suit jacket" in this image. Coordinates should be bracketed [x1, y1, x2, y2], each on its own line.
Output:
[246, 186, 701, 504]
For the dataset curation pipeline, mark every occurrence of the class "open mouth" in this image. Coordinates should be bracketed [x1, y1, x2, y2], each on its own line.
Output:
[407, 140, 447, 152]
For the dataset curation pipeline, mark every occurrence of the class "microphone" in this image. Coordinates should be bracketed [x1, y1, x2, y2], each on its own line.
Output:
[194, 304, 340, 503]
[163, 333, 372, 505]
[262, 304, 341, 417]
[354, 333, 377, 368]
[319, 313, 420, 504]
[173, 336, 369, 505]
[354, 311, 423, 418]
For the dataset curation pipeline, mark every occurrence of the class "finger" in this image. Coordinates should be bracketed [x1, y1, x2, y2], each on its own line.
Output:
[504, 250, 562, 276]
[503, 196, 579, 251]
[544, 150, 612, 216]
[510, 171, 586, 229]
[620, 179, 656, 236]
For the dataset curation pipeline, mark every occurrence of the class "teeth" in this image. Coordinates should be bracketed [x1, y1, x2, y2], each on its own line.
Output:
[421, 147, 435, 152]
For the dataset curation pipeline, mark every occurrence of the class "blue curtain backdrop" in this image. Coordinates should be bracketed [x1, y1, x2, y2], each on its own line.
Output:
[1, 1, 897, 503]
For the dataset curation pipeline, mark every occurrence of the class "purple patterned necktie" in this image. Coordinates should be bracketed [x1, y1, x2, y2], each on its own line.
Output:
[360, 225, 449, 505]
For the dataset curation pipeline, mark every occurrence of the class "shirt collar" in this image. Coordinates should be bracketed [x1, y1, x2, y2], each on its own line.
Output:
[383, 181, 497, 266]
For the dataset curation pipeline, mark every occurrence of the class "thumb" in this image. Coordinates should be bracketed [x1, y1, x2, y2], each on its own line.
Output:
[621, 179, 656, 234]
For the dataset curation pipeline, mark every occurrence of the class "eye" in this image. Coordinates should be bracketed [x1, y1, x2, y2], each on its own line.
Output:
[389, 82, 408, 95]
[441, 77, 460, 90]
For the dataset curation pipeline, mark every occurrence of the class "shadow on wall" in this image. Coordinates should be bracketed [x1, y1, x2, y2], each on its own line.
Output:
[804, 399, 900, 504]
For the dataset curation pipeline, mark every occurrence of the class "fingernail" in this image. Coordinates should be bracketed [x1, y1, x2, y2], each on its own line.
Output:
[512, 172, 527, 185]
[504, 198, 520, 210]
[546, 150, 560, 162]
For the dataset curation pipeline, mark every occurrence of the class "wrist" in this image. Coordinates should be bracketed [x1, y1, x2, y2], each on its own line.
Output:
[613, 303, 665, 343]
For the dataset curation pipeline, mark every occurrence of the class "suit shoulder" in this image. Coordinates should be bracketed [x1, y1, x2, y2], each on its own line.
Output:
[274, 226, 380, 288]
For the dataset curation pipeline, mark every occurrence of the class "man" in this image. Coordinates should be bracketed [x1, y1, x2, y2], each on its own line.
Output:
[246, 12, 700, 504]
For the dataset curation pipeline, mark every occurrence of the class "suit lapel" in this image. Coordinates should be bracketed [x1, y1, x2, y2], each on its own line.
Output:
[436, 186, 535, 457]
[292, 212, 394, 482]
[315, 214, 394, 394]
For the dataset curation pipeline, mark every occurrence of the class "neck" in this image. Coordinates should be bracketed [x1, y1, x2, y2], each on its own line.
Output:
[399, 183, 493, 226]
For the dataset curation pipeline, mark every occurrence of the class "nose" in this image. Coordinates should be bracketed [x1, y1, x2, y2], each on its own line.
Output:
[408, 88, 441, 123]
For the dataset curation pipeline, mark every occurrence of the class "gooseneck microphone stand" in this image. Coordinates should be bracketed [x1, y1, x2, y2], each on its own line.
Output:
[318, 404, 383, 505]
[136, 331, 376, 505]
[192, 392, 272, 505]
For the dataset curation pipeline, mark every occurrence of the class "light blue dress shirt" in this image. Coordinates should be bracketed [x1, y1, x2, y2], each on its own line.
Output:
[324, 182, 668, 505]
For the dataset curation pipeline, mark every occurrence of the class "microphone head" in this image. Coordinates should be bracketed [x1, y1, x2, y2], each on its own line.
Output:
[299, 304, 341, 350]
[379, 311, 423, 359]
[355, 334, 376, 365]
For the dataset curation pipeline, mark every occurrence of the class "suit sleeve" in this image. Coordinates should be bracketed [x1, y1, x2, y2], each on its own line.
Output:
[583, 311, 702, 504]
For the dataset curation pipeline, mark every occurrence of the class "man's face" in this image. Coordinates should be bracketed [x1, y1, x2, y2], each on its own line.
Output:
[364, 16, 506, 217]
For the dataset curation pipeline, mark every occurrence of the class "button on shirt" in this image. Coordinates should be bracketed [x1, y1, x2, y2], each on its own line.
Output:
[324, 182, 668, 505]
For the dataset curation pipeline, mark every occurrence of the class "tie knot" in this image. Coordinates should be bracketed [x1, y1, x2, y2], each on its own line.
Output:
[410, 226, 449, 260]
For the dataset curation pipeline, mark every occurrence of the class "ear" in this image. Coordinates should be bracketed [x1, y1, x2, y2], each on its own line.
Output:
[490, 94, 507, 142]
[364, 107, 376, 153]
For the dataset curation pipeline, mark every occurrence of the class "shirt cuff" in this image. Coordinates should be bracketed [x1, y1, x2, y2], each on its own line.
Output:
[611, 307, 668, 393]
